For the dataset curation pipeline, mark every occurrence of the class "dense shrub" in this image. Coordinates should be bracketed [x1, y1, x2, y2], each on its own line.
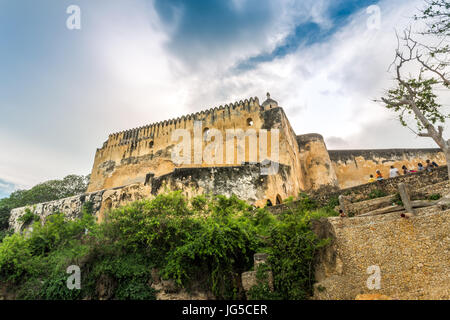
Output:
[0, 192, 337, 300]
[266, 197, 334, 300]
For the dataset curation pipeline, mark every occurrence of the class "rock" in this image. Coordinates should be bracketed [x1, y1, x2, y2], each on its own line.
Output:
[253, 253, 268, 267]
[241, 270, 274, 293]
[96, 274, 116, 300]
[241, 271, 257, 292]
[161, 279, 178, 293]
[150, 268, 160, 284]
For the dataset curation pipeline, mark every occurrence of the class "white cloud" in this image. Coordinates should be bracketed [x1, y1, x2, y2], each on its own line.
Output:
[176, 0, 450, 150]
[1, 0, 449, 191]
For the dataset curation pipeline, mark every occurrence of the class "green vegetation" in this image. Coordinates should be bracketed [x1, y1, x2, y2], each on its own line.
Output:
[0, 191, 337, 300]
[246, 263, 279, 300]
[368, 189, 388, 200]
[392, 193, 403, 206]
[0, 174, 89, 242]
[428, 193, 441, 201]
[18, 208, 40, 225]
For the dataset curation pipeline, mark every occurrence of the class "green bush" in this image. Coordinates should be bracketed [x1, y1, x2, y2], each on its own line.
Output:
[0, 233, 39, 282]
[18, 208, 40, 225]
[392, 193, 403, 206]
[0, 191, 335, 300]
[268, 207, 332, 299]
[247, 263, 281, 300]
[428, 193, 441, 200]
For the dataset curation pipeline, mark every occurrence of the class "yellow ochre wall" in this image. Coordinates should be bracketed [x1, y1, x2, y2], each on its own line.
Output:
[86, 97, 318, 203]
[329, 149, 446, 188]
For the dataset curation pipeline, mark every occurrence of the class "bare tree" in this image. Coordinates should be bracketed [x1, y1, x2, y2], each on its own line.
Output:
[378, 2, 450, 179]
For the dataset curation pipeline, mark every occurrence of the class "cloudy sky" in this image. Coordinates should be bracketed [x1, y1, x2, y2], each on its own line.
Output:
[0, 0, 449, 198]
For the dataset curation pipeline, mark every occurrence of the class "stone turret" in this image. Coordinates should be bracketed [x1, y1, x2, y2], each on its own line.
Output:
[261, 92, 278, 110]
[297, 133, 339, 190]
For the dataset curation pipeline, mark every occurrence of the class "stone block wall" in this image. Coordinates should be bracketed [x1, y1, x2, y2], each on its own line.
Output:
[267, 166, 448, 214]
[9, 162, 294, 231]
[296, 134, 338, 190]
[147, 162, 292, 208]
[312, 208, 450, 300]
[9, 190, 104, 233]
[329, 148, 445, 188]
[311, 165, 448, 205]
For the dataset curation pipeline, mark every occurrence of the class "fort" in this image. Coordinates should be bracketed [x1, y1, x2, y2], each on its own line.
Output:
[8, 93, 446, 229]
[85, 93, 444, 209]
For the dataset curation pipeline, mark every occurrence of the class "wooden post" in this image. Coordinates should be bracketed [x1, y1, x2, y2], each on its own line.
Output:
[398, 183, 415, 215]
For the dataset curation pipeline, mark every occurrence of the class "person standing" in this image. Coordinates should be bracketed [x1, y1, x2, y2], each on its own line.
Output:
[418, 163, 424, 171]
[368, 174, 376, 183]
[389, 166, 399, 178]
[376, 170, 383, 181]
[425, 159, 433, 172]
[401, 165, 409, 175]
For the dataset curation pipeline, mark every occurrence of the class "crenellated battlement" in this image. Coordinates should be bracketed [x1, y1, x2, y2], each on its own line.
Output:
[101, 96, 261, 150]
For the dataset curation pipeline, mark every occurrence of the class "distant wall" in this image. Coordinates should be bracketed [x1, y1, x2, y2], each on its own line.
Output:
[267, 166, 448, 215]
[330, 148, 446, 188]
[9, 191, 104, 233]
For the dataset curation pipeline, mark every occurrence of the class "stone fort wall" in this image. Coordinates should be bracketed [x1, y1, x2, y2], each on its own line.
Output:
[312, 208, 450, 300]
[87, 97, 267, 192]
[329, 148, 446, 188]
[86, 96, 340, 203]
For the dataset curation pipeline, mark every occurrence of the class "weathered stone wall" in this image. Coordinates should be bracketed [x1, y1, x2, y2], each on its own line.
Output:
[311, 165, 448, 205]
[330, 148, 446, 188]
[267, 166, 448, 215]
[10, 162, 293, 231]
[312, 208, 450, 300]
[146, 163, 292, 208]
[9, 190, 104, 233]
[87, 97, 262, 192]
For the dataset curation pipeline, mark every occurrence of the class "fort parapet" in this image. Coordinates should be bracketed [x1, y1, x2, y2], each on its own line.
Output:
[86, 94, 339, 207]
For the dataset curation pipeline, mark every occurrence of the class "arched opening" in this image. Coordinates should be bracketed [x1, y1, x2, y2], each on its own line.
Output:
[149, 141, 154, 148]
[276, 194, 282, 205]
[247, 118, 254, 126]
[266, 199, 273, 207]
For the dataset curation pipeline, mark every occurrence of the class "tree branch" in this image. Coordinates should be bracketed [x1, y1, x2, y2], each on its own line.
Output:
[438, 125, 444, 138]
